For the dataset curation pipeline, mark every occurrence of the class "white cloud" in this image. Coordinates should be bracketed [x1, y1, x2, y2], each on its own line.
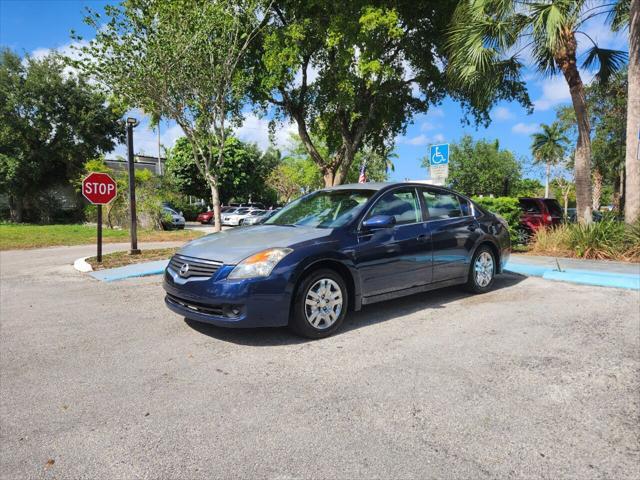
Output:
[420, 121, 436, 131]
[112, 118, 184, 157]
[428, 107, 445, 117]
[29, 40, 89, 78]
[511, 122, 539, 135]
[493, 106, 514, 120]
[235, 113, 297, 151]
[533, 76, 571, 110]
[396, 132, 445, 147]
[396, 134, 428, 146]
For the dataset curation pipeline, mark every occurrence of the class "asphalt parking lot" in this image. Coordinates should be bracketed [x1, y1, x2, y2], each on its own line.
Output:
[1, 244, 639, 479]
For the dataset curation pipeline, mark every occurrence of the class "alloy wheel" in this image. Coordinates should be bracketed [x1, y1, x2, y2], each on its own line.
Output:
[304, 278, 343, 329]
[474, 251, 494, 287]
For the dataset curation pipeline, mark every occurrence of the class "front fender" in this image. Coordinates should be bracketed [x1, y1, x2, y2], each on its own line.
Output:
[287, 250, 364, 311]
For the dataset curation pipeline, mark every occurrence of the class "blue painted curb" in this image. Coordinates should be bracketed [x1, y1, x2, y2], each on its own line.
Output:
[505, 262, 640, 290]
[89, 259, 169, 282]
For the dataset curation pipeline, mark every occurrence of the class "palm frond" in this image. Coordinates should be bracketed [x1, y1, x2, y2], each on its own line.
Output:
[529, 1, 571, 49]
[581, 46, 628, 83]
[606, 0, 630, 31]
[531, 41, 558, 76]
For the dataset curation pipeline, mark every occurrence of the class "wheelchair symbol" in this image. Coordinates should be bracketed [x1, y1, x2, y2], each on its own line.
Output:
[431, 146, 447, 165]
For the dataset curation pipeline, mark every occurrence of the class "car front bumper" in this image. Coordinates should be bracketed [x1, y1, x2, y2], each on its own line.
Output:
[163, 266, 292, 328]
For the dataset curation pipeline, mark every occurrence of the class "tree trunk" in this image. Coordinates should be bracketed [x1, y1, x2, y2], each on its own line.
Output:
[563, 192, 569, 218]
[625, 0, 640, 223]
[8, 195, 23, 223]
[207, 175, 222, 232]
[556, 32, 592, 224]
[592, 168, 603, 211]
[323, 169, 336, 187]
[545, 162, 550, 198]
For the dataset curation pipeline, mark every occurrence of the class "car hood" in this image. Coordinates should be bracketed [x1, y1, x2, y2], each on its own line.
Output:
[178, 225, 333, 264]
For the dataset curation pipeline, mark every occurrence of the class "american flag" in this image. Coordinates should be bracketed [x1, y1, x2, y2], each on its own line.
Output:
[358, 161, 367, 183]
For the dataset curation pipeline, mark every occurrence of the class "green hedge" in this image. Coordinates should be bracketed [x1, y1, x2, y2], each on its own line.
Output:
[168, 200, 202, 221]
[472, 196, 520, 244]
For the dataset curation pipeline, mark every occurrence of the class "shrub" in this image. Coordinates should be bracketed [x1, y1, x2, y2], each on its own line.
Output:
[472, 196, 520, 243]
[79, 159, 165, 230]
[168, 199, 202, 221]
[530, 220, 640, 262]
[529, 224, 572, 256]
[567, 219, 625, 260]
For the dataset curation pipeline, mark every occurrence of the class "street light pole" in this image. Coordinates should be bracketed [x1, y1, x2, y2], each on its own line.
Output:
[126, 117, 141, 255]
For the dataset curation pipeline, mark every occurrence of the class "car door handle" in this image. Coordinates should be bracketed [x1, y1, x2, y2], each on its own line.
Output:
[467, 224, 478, 232]
[417, 234, 429, 243]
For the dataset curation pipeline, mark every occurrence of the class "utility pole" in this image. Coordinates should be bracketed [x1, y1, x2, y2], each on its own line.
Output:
[127, 117, 141, 255]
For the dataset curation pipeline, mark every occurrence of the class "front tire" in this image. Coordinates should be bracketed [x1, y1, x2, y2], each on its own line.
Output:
[290, 269, 348, 339]
[465, 246, 496, 293]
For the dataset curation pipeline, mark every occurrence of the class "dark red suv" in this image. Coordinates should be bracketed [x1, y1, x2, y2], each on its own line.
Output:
[517, 197, 563, 243]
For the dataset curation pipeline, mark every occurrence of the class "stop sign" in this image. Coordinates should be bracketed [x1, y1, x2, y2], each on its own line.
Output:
[82, 172, 118, 205]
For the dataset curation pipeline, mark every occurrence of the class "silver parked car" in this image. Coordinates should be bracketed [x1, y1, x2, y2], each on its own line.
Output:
[161, 207, 185, 230]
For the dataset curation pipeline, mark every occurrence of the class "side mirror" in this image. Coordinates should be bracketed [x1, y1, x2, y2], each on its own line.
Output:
[362, 215, 396, 231]
[179, 211, 183, 216]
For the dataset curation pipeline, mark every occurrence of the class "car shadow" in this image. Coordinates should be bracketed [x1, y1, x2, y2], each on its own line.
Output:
[184, 272, 526, 346]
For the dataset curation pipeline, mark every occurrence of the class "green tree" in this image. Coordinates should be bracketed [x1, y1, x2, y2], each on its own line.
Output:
[0, 49, 123, 222]
[165, 136, 279, 205]
[512, 178, 544, 197]
[446, 0, 627, 224]
[253, 1, 457, 187]
[267, 157, 322, 203]
[556, 71, 628, 210]
[531, 122, 569, 198]
[425, 135, 521, 197]
[74, 0, 269, 231]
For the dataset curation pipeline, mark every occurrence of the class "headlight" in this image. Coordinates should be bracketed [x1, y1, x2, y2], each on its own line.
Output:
[227, 248, 293, 279]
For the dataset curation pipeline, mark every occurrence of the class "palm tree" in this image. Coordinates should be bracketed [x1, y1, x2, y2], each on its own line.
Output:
[531, 122, 569, 198]
[624, 0, 639, 223]
[446, 0, 627, 224]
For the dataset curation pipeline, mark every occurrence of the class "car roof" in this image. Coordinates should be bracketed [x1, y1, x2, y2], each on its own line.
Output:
[321, 181, 465, 195]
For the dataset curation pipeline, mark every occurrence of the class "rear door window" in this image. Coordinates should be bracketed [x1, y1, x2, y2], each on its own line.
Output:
[422, 190, 463, 220]
[519, 199, 541, 214]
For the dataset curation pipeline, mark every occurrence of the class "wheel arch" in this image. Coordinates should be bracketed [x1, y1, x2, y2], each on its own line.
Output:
[290, 258, 361, 316]
[471, 238, 502, 273]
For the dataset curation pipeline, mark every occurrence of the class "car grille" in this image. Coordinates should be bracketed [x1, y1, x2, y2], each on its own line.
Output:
[168, 254, 223, 279]
[166, 294, 224, 316]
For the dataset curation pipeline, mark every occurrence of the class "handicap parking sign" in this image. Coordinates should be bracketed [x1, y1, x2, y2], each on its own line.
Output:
[429, 144, 449, 166]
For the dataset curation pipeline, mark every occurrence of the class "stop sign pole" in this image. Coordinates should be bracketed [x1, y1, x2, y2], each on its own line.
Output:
[82, 172, 118, 263]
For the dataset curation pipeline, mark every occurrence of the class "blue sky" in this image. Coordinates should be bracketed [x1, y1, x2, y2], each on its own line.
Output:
[0, 0, 629, 182]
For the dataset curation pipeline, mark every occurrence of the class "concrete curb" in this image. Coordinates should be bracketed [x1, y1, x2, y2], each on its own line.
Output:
[84, 257, 639, 290]
[89, 259, 169, 282]
[73, 257, 93, 273]
[505, 262, 640, 290]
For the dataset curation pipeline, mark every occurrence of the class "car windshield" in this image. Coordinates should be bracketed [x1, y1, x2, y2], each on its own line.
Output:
[164, 207, 178, 215]
[265, 189, 374, 228]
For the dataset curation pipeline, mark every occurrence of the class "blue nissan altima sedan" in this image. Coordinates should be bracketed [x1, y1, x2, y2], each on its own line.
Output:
[164, 182, 510, 338]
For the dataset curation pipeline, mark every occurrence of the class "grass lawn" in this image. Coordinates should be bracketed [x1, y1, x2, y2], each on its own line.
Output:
[86, 247, 178, 270]
[0, 223, 204, 250]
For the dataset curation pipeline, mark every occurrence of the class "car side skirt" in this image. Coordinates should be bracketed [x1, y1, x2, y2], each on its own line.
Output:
[361, 277, 467, 306]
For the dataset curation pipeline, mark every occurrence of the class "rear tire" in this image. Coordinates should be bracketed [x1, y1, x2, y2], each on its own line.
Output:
[290, 269, 348, 339]
[465, 245, 496, 294]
